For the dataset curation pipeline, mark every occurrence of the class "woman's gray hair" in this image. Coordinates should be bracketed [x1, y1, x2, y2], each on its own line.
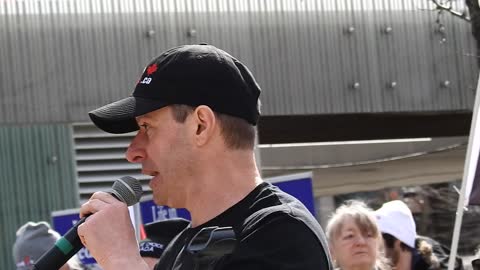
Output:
[326, 200, 391, 270]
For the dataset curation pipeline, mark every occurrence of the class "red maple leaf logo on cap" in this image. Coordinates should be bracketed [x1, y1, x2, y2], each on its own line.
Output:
[146, 64, 158, 75]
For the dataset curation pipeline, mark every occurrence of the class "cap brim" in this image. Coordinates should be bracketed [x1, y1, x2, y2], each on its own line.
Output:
[88, 96, 170, 134]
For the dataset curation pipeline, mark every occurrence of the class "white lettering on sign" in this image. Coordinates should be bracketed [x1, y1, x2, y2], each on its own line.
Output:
[151, 206, 179, 221]
[77, 248, 94, 260]
[140, 242, 164, 252]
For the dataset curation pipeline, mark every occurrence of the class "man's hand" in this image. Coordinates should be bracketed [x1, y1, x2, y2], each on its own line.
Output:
[78, 191, 149, 269]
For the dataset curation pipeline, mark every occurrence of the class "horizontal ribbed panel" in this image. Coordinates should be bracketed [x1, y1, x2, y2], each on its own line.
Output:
[0, 124, 78, 270]
[0, 0, 476, 123]
[73, 123, 152, 202]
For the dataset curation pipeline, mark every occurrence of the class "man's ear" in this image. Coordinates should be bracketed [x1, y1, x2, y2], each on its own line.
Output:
[191, 105, 216, 146]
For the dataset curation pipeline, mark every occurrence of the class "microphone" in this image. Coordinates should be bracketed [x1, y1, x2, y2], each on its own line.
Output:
[33, 176, 143, 270]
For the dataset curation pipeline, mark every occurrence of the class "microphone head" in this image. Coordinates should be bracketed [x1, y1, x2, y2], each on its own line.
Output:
[110, 176, 143, 206]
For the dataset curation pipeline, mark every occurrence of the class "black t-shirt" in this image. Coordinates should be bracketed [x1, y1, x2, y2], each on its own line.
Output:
[154, 182, 332, 270]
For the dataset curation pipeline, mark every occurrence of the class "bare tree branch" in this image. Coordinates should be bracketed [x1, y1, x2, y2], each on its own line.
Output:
[430, 0, 471, 20]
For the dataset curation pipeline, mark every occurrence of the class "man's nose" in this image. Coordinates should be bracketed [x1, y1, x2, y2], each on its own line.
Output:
[126, 132, 147, 163]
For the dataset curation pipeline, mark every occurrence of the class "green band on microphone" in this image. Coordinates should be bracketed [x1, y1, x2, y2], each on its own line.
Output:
[55, 238, 74, 255]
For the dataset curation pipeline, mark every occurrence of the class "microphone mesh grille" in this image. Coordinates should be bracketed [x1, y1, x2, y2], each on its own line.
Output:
[111, 176, 143, 206]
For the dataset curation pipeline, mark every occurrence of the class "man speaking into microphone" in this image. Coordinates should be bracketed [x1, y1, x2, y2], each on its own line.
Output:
[79, 44, 332, 270]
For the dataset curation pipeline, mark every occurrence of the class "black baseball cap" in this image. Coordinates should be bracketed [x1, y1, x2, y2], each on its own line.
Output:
[89, 44, 262, 134]
[473, 258, 480, 270]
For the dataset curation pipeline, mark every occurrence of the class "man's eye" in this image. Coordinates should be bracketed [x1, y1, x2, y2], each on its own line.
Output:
[140, 123, 149, 130]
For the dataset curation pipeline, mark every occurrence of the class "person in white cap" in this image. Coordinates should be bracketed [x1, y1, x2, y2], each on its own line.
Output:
[375, 200, 441, 270]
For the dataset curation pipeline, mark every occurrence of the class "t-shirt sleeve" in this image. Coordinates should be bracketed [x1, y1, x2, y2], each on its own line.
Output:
[215, 214, 331, 270]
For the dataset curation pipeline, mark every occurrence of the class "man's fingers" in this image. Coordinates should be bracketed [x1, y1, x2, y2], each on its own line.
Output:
[79, 231, 87, 247]
[80, 197, 110, 217]
[90, 191, 120, 204]
[79, 191, 128, 218]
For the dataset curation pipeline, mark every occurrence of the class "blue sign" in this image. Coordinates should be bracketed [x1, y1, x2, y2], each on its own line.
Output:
[139, 199, 191, 224]
[273, 176, 316, 216]
[51, 210, 97, 266]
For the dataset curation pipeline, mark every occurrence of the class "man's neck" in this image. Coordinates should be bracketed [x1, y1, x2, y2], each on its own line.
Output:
[186, 149, 262, 227]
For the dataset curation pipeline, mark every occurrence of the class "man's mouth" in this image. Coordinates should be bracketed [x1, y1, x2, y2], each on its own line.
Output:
[142, 169, 159, 177]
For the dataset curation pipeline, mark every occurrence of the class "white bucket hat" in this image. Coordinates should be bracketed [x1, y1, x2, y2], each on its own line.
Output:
[374, 200, 416, 248]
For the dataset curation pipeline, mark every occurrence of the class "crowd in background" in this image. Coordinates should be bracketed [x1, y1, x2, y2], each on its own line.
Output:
[13, 198, 479, 270]
[326, 199, 470, 270]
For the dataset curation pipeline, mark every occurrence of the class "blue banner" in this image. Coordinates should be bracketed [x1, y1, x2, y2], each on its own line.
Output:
[273, 176, 316, 216]
[139, 200, 191, 224]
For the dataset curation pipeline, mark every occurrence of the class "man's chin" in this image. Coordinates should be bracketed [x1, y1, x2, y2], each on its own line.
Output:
[153, 199, 165, 206]
[152, 193, 167, 206]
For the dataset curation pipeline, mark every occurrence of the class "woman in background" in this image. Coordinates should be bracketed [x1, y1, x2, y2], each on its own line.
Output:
[326, 201, 390, 270]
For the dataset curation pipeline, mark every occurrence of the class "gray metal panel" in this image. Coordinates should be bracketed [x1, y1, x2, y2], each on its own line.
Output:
[0, 0, 477, 124]
[72, 123, 152, 202]
[0, 124, 78, 270]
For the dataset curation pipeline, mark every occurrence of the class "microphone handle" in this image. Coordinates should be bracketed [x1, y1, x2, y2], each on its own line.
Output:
[33, 216, 87, 270]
